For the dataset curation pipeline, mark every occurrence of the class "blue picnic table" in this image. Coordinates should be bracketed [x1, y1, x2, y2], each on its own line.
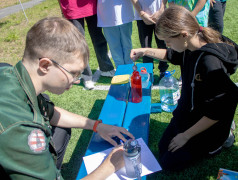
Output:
[76, 63, 153, 180]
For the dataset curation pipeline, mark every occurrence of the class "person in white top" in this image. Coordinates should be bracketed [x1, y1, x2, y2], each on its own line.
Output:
[97, 0, 134, 68]
[130, 0, 169, 82]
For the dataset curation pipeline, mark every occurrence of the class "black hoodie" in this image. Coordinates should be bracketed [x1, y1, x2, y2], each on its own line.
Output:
[166, 37, 238, 151]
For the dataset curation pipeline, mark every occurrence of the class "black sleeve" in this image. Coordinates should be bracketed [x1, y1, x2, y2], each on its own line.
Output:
[166, 48, 184, 65]
[37, 94, 55, 121]
[199, 55, 238, 120]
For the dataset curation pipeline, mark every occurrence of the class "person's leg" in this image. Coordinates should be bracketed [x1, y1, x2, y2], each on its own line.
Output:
[70, 18, 94, 89]
[221, 1, 227, 17]
[136, 20, 154, 64]
[154, 32, 169, 76]
[103, 26, 124, 68]
[86, 14, 114, 72]
[208, 1, 224, 34]
[51, 126, 71, 170]
[120, 22, 133, 65]
[159, 122, 196, 171]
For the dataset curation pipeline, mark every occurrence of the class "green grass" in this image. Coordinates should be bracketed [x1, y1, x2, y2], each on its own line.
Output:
[0, 0, 238, 179]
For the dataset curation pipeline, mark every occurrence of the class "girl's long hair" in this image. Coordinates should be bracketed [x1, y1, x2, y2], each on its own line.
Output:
[155, 5, 222, 44]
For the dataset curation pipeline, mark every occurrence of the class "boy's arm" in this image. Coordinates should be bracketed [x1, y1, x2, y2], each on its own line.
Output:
[50, 107, 134, 146]
[191, 0, 207, 16]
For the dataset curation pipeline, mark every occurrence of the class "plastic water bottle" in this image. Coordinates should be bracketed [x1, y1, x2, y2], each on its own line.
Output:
[158, 70, 180, 112]
[139, 67, 150, 88]
[131, 70, 142, 103]
[123, 139, 142, 179]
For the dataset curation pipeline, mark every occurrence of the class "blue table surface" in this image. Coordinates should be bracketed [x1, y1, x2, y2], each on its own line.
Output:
[76, 63, 153, 180]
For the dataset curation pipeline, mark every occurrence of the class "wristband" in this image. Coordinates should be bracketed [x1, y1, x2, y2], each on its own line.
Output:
[93, 120, 102, 132]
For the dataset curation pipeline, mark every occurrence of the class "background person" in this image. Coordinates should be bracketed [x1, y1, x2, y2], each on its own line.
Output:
[208, 0, 227, 34]
[97, 0, 134, 68]
[130, 0, 169, 81]
[130, 5, 238, 171]
[58, 0, 116, 90]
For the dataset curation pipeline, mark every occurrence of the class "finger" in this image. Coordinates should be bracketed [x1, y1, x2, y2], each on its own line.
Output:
[112, 145, 124, 152]
[107, 137, 118, 147]
[119, 127, 135, 139]
[171, 146, 180, 152]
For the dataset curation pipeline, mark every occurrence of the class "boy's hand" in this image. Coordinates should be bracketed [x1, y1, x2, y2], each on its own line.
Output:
[97, 124, 134, 146]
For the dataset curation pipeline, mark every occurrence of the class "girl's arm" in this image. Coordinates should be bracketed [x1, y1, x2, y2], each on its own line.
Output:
[168, 116, 218, 152]
[130, 48, 168, 62]
[191, 0, 207, 16]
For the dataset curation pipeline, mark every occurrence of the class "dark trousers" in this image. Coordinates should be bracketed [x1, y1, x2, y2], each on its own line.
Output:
[137, 20, 169, 72]
[158, 122, 193, 171]
[70, 14, 114, 74]
[208, 1, 226, 34]
[52, 126, 71, 170]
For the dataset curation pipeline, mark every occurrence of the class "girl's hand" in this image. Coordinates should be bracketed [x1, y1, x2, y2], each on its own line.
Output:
[168, 133, 189, 152]
[130, 49, 144, 61]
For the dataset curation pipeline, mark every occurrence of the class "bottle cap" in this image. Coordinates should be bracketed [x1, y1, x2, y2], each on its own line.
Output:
[140, 67, 147, 74]
[124, 139, 141, 157]
[165, 70, 175, 77]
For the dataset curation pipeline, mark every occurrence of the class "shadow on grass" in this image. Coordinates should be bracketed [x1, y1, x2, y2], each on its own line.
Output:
[147, 118, 238, 180]
[0, 21, 9, 28]
[61, 99, 105, 180]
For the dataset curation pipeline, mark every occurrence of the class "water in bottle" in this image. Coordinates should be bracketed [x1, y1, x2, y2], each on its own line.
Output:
[123, 139, 142, 179]
[131, 70, 142, 103]
[139, 67, 150, 88]
[159, 70, 180, 112]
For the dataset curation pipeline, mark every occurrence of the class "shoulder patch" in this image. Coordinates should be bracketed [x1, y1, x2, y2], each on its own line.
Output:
[28, 129, 46, 153]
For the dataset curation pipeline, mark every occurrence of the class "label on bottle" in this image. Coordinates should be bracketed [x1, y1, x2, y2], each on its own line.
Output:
[172, 89, 180, 105]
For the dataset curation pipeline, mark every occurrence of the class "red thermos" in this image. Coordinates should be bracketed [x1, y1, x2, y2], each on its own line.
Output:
[131, 70, 142, 103]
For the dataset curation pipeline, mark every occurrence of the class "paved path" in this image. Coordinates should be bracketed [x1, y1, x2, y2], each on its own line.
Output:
[0, 0, 45, 20]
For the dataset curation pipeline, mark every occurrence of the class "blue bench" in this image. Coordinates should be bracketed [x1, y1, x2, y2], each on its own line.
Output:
[76, 63, 153, 180]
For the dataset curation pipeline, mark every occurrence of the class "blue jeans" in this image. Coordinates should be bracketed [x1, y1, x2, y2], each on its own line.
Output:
[70, 14, 114, 76]
[137, 20, 169, 73]
[208, 1, 226, 34]
[103, 22, 133, 68]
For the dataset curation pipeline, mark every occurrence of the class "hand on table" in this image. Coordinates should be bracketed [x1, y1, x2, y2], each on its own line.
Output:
[97, 124, 135, 146]
[168, 133, 189, 152]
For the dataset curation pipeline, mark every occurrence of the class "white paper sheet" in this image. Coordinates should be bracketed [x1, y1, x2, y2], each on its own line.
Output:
[83, 138, 162, 180]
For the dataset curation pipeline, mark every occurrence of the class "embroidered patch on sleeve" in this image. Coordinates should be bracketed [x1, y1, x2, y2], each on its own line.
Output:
[28, 129, 46, 153]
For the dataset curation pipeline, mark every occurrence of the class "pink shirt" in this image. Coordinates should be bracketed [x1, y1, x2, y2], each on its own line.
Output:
[60, 0, 97, 19]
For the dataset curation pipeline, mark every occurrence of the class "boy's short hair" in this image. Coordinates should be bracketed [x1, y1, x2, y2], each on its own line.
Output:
[23, 17, 89, 66]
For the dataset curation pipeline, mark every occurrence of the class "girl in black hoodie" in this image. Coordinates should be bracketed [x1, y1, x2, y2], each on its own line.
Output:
[130, 5, 238, 171]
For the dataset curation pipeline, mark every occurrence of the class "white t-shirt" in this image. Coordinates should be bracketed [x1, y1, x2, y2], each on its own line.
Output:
[134, 0, 162, 20]
[97, 0, 135, 27]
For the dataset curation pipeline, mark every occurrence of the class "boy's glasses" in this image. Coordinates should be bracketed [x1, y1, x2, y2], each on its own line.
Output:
[39, 58, 81, 82]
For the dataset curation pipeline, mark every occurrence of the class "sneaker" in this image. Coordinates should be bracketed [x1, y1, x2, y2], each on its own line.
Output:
[83, 80, 95, 90]
[81, 74, 95, 90]
[223, 130, 235, 148]
[101, 69, 116, 77]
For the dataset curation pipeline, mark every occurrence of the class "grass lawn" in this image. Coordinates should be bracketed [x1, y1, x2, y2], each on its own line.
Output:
[0, 0, 238, 179]
[0, 0, 31, 9]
